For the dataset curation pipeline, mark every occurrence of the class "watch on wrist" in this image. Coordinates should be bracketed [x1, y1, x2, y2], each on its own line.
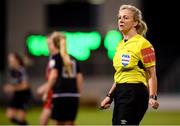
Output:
[149, 95, 157, 100]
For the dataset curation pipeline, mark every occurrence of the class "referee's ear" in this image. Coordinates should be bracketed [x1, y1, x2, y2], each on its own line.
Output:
[133, 20, 138, 27]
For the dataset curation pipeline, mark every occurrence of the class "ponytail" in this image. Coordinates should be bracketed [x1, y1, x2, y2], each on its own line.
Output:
[51, 32, 73, 77]
[136, 19, 148, 36]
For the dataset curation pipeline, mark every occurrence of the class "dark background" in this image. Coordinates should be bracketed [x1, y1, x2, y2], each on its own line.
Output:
[1, 0, 180, 94]
[1, 0, 6, 72]
[47, 1, 98, 30]
[142, 0, 180, 92]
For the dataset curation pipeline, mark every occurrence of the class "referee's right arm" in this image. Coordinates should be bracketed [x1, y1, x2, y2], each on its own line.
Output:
[100, 83, 116, 109]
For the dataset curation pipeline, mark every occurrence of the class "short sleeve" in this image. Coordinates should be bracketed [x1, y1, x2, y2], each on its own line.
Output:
[140, 41, 156, 68]
[49, 56, 61, 70]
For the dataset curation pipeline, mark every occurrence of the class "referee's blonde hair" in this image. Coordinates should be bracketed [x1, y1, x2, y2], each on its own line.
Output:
[119, 4, 148, 36]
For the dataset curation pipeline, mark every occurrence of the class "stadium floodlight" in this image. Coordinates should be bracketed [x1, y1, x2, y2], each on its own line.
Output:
[26, 31, 101, 61]
[104, 30, 123, 60]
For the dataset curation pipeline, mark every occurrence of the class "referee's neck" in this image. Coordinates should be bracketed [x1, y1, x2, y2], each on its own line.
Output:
[122, 29, 138, 41]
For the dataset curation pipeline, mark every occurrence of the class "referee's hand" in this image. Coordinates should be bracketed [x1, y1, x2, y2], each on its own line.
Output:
[100, 97, 111, 109]
[149, 98, 159, 109]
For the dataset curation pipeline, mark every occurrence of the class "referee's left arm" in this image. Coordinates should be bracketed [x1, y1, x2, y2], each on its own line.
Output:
[146, 66, 159, 109]
[146, 66, 157, 96]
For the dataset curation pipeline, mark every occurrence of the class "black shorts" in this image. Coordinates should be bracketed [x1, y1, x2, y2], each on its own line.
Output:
[8, 89, 32, 110]
[112, 83, 149, 125]
[51, 97, 79, 122]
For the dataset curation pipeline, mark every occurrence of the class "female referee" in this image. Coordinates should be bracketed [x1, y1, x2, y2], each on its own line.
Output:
[3, 53, 31, 125]
[38, 32, 83, 125]
[101, 4, 159, 125]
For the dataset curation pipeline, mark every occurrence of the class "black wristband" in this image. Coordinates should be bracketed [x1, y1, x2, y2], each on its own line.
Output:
[149, 95, 157, 100]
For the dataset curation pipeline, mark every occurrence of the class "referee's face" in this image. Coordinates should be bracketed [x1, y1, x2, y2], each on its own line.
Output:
[118, 9, 137, 33]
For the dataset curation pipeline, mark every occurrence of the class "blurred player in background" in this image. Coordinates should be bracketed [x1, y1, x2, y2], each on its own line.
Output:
[37, 31, 83, 125]
[101, 4, 159, 125]
[3, 53, 32, 125]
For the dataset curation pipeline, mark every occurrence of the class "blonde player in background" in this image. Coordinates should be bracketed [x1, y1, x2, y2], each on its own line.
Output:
[37, 32, 83, 125]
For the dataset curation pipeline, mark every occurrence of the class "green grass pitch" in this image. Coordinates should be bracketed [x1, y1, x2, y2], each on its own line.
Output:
[0, 106, 180, 125]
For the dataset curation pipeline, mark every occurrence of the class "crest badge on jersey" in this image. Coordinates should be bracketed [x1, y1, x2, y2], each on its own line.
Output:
[121, 54, 130, 66]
